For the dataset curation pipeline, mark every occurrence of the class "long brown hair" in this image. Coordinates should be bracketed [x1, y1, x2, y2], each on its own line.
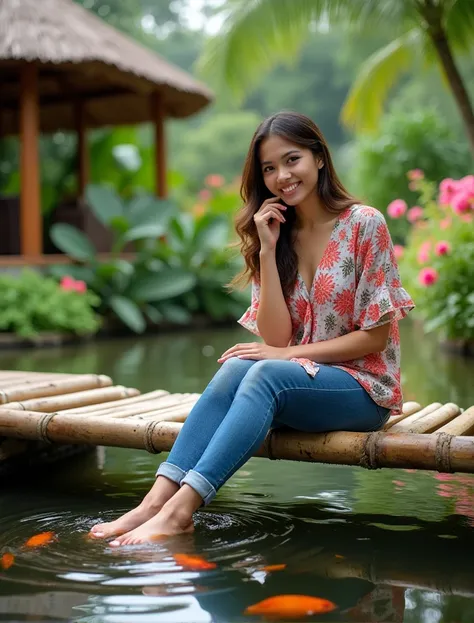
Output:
[229, 111, 357, 298]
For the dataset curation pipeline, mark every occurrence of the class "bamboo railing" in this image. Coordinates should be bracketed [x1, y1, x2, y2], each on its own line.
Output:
[1, 371, 474, 473]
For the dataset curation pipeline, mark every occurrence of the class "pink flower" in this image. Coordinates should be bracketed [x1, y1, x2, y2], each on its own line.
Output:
[439, 178, 457, 206]
[417, 248, 430, 264]
[198, 189, 212, 202]
[408, 181, 419, 191]
[435, 241, 450, 256]
[451, 190, 473, 214]
[387, 199, 407, 219]
[440, 217, 452, 230]
[393, 244, 404, 260]
[60, 275, 87, 293]
[418, 267, 438, 287]
[407, 169, 424, 181]
[60, 276, 76, 291]
[74, 280, 87, 293]
[407, 206, 424, 223]
[205, 174, 225, 188]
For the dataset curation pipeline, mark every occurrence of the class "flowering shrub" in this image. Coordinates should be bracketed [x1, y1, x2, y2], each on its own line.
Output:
[388, 172, 474, 343]
[0, 271, 101, 338]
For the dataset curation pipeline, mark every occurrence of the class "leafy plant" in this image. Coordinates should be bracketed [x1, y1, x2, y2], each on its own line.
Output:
[392, 173, 474, 342]
[153, 210, 249, 322]
[0, 270, 101, 338]
[347, 107, 471, 244]
[48, 183, 247, 332]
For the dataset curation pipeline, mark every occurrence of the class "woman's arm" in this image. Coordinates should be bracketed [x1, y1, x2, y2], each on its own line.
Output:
[257, 249, 293, 347]
[287, 323, 391, 362]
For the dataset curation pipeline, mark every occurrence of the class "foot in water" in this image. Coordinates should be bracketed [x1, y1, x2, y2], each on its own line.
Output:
[108, 484, 202, 546]
[90, 477, 180, 539]
[109, 511, 195, 546]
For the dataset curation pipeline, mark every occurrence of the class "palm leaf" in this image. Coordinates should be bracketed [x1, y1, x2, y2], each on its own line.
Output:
[341, 28, 422, 132]
[444, 0, 474, 53]
[197, 0, 332, 99]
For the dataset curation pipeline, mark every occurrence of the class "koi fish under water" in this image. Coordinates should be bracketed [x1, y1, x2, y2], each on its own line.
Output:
[1, 553, 14, 570]
[173, 554, 217, 571]
[244, 594, 337, 619]
[24, 532, 56, 548]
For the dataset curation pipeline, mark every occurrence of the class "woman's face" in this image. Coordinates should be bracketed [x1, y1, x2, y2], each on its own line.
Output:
[259, 135, 322, 206]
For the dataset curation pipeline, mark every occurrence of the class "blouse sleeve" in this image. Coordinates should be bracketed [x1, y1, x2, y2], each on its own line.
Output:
[354, 211, 415, 330]
[237, 278, 261, 336]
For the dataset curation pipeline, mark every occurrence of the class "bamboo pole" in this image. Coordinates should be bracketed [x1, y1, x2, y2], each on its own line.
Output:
[1, 386, 139, 413]
[397, 403, 461, 434]
[59, 389, 167, 415]
[437, 406, 474, 436]
[383, 401, 421, 429]
[0, 374, 112, 404]
[389, 403, 443, 432]
[1, 409, 474, 473]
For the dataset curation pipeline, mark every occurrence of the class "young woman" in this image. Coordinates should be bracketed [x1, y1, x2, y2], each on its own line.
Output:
[91, 111, 414, 545]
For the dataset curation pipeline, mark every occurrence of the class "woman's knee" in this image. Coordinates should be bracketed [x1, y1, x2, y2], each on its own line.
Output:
[208, 358, 255, 395]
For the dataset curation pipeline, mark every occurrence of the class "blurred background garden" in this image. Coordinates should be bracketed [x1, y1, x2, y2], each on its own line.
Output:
[0, 0, 473, 348]
[1, 3, 474, 622]
[0, 0, 474, 351]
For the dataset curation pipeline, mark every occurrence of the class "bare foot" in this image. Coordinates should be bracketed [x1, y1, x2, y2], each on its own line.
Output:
[89, 504, 159, 540]
[90, 477, 180, 539]
[109, 510, 194, 546]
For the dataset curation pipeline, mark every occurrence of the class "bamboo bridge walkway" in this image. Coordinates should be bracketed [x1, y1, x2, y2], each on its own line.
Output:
[1, 370, 474, 474]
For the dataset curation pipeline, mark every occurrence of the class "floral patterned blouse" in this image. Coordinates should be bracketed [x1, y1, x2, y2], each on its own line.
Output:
[238, 204, 415, 415]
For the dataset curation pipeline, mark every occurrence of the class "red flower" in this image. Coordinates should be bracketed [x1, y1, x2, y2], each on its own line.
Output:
[348, 225, 359, 254]
[360, 239, 375, 271]
[319, 240, 341, 270]
[391, 277, 402, 288]
[294, 295, 308, 322]
[376, 223, 391, 251]
[372, 266, 386, 287]
[339, 229, 347, 240]
[313, 273, 335, 305]
[334, 288, 354, 316]
[368, 303, 380, 322]
[364, 353, 387, 375]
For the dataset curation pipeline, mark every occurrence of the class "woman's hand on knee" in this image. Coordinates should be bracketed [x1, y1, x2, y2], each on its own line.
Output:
[218, 342, 290, 364]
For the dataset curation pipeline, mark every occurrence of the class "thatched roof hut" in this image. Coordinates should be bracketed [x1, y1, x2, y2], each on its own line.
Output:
[0, 0, 213, 257]
[0, 0, 213, 133]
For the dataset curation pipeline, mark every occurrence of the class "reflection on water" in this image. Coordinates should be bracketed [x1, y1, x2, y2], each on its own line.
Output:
[0, 320, 474, 622]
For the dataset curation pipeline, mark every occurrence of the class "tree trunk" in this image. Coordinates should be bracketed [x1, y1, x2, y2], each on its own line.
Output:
[424, 7, 474, 159]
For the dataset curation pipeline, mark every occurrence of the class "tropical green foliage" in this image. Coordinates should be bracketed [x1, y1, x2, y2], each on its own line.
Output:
[347, 107, 471, 243]
[49, 184, 246, 333]
[0, 270, 101, 338]
[199, 0, 474, 151]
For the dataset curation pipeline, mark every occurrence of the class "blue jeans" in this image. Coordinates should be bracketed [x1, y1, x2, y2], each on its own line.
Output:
[156, 358, 390, 505]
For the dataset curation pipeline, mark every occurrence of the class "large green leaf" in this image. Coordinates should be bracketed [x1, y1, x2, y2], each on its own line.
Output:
[128, 195, 176, 228]
[50, 223, 97, 261]
[86, 184, 125, 227]
[109, 295, 146, 333]
[123, 223, 166, 243]
[194, 215, 229, 251]
[128, 270, 197, 302]
[341, 29, 421, 132]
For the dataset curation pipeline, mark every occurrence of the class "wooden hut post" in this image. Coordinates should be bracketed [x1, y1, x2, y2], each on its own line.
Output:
[75, 101, 89, 199]
[152, 92, 167, 198]
[19, 63, 42, 256]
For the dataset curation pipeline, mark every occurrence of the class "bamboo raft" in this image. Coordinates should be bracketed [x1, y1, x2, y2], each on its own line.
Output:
[1, 370, 474, 474]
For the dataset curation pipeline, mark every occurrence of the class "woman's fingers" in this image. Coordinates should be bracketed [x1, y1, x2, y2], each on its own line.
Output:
[254, 207, 286, 224]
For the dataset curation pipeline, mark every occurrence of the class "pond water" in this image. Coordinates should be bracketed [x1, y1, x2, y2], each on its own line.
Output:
[0, 321, 474, 622]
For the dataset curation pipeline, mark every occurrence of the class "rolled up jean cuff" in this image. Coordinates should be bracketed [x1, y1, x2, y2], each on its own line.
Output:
[155, 461, 187, 485]
[180, 469, 216, 506]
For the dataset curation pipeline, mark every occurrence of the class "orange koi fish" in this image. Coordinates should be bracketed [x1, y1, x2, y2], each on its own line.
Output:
[173, 554, 217, 571]
[262, 564, 287, 572]
[244, 594, 337, 619]
[24, 531, 56, 548]
[1, 553, 14, 570]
